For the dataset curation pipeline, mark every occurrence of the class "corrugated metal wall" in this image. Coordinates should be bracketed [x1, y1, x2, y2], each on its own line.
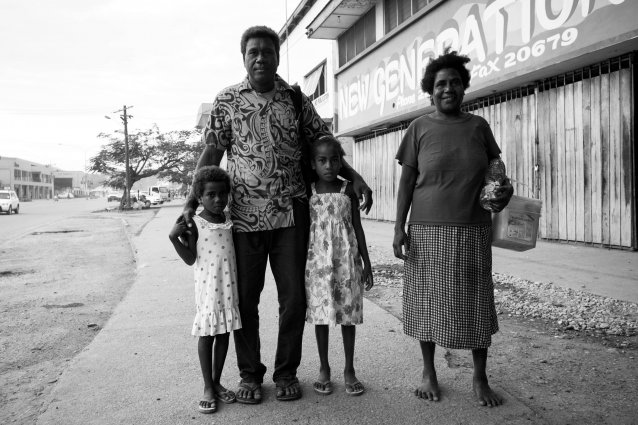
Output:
[354, 127, 406, 221]
[353, 54, 636, 248]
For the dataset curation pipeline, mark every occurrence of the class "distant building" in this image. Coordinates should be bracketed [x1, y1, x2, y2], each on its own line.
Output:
[0, 157, 55, 200]
[53, 170, 106, 198]
[0, 156, 106, 199]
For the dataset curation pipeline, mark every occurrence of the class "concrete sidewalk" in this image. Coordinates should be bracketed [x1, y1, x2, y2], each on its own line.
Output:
[361, 220, 638, 304]
[36, 206, 636, 425]
[37, 206, 541, 425]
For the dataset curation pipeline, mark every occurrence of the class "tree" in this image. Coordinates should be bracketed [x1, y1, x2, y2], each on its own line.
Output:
[157, 138, 205, 189]
[89, 125, 200, 206]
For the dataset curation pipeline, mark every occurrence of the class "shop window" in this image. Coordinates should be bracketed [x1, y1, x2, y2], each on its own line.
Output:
[385, 0, 437, 33]
[303, 61, 327, 102]
[337, 7, 376, 67]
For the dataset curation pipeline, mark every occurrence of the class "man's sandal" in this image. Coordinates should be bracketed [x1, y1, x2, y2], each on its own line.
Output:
[276, 377, 302, 401]
[235, 381, 262, 405]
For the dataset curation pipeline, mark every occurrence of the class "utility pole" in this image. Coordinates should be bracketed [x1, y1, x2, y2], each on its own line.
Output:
[121, 105, 131, 209]
[105, 105, 133, 209]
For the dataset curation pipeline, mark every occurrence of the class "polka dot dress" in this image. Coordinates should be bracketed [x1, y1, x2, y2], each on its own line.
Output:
[191, 214, 242, 336]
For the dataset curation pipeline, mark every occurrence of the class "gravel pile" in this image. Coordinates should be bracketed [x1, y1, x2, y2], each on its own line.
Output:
[370, 259, 638, 338]
[493, 273, 638, 337]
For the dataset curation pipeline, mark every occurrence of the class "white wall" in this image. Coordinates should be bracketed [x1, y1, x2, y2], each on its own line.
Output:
[279, 0, 335, 119]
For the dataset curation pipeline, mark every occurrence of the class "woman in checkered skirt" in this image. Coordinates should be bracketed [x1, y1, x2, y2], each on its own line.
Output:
[393, 50, 513, 407]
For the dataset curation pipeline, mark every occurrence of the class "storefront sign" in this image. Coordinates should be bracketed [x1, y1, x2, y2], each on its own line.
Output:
[337, 0, 637, 135]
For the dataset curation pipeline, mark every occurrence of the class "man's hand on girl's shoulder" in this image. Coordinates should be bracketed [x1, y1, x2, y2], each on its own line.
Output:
[352, 177, 373, 214]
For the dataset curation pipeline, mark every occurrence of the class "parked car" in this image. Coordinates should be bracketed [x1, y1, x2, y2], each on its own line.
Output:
[0, 190, 20, 215]
[107, 192, 123, 202]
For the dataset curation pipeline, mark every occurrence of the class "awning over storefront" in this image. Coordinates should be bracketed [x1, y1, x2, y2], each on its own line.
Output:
[303, 63, 324, 96]
[306, 0, 376, 39]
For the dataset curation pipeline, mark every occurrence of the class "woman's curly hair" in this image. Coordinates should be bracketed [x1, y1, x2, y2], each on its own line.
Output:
[420, 49, 472, 95]
[192, 166, 231, 198]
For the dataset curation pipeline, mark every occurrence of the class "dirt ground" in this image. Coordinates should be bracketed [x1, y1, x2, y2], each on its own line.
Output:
[0, 209, 157, 425]
[366, 251, 638, 425]
[1, 208, 637, 424]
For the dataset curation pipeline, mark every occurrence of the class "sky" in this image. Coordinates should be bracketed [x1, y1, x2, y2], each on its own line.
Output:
[0, 0, 293, 171]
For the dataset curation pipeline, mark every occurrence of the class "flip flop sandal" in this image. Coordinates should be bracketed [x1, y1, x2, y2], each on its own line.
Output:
[313, 380, 333, 395]
[345, 381, 365, 396]
[198, 399, 217, 413]
[235, 381, 262, 405]
[276, 378, 302, 401]
[215, 388, 236, 404]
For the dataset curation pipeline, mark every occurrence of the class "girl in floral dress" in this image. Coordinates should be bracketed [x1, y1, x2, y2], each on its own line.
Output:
[305, 136, 373, 396]
[169, 166, 242, 414]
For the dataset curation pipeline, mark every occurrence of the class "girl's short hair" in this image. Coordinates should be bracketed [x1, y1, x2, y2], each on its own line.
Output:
[192, 166, 231, 198]
[311, 135, 346, 159]
[420, 49, 471, 95]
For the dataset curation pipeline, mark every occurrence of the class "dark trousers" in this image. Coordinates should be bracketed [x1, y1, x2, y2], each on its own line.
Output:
[233, 198, 309, 384]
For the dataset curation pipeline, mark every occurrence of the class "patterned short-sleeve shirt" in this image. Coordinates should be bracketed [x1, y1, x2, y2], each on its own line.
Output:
[202, 75, 331, 232]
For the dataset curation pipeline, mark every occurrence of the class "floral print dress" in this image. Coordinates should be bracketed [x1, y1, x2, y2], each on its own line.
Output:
[305, 181, 364, 326]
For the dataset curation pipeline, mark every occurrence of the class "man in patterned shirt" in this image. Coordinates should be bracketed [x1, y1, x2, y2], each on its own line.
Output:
[183, 25, 372, 404]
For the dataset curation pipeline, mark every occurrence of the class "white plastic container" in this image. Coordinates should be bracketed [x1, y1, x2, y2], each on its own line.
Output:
[491, 195, 542, 251]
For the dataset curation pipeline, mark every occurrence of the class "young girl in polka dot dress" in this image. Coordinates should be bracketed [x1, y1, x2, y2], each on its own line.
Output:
[169, 165, 241, 414]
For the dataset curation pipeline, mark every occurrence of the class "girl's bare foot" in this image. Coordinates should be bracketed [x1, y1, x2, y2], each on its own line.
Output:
[202, 386, 215, 402]
[198, 386, 216, 413]
[415, 372, 440, 401]
[213, 383, 236, 404]
[318, 366, 331, 384]
[314, 366, 333, 395]
[472, 377, 502, 407]
[344, 369, 364, 396]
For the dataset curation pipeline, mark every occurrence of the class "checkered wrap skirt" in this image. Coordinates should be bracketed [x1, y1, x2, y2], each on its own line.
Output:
[403, 224, 498, 349]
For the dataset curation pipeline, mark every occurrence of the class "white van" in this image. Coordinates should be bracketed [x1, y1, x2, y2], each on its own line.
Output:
[149, 186, 169, 203]
[146, 188, 162, 205]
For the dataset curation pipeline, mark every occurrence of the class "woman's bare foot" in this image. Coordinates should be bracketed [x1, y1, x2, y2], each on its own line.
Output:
[415, 372, 440, 401]
[472, 377, 502, 407]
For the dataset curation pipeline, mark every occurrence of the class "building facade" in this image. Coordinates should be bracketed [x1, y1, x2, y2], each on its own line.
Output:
[0, 157, 55, 200]
[0, 156, 106, 200]
[289, 0, 637, 249]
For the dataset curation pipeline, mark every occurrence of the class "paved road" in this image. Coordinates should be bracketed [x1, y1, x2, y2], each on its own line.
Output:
[0, 198, 113, 245]
[0, 198, 173, 248]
